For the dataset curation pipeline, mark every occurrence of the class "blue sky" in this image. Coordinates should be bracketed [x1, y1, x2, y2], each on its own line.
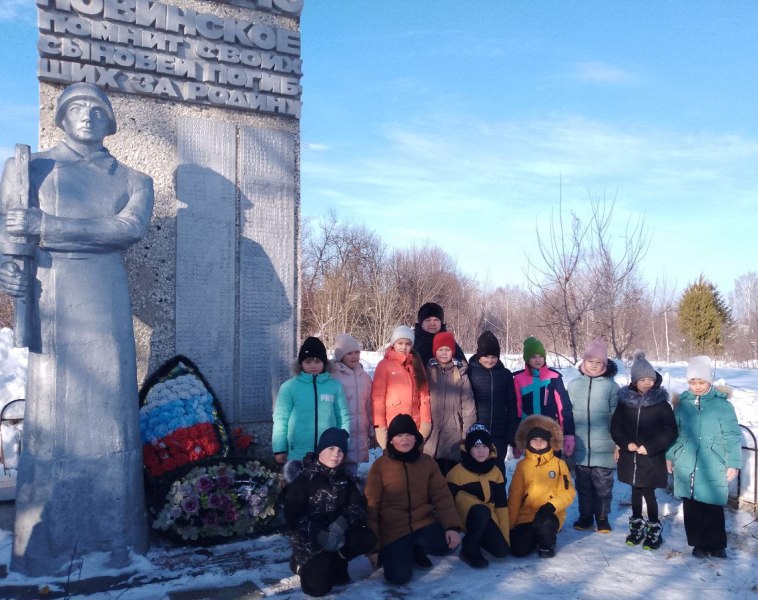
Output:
[1, 1, 757, 298]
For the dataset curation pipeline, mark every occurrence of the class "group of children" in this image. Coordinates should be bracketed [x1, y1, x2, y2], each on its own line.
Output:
[273, 302, 743, 596]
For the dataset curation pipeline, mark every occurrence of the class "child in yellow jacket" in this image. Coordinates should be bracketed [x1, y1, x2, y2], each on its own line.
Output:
[446, 424, 510, 569]
[508, 415, 576, 558]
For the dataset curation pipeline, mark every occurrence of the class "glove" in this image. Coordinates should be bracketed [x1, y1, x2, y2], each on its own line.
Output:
[375, 427, 388, 450]
[511, 445, 522, 459]
[563, 435, 575, 457]
[535, 502, 556, 521]
[419, 422, 432, 442]
[317, 516, 348, 552]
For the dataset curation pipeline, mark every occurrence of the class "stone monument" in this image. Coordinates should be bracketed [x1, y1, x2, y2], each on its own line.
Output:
[0, 83, 152, 576]
[36, 0, 302, 442]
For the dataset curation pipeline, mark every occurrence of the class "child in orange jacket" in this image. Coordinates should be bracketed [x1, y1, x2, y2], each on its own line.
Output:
[371, 325, 431, 449]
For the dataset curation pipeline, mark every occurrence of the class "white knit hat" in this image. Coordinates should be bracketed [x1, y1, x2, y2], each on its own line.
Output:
[686, 355, 714, 383]
[333, 333, 361, 362]
[389, 325, 414, 346]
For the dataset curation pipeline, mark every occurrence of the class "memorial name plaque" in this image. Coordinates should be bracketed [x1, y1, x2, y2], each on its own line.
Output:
[37, 0, 303, 117]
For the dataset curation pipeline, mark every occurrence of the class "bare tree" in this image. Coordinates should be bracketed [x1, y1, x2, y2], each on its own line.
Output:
[589, 194, 650, 359]
[525, 194, 598, 364]
[729, 271, 758, 366]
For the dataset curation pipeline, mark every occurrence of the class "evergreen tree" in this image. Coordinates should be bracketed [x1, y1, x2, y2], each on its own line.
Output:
[677, 275, 732, 355]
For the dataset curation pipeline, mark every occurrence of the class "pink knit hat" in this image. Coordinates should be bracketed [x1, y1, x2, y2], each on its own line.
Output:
[583, 337, 608, 365]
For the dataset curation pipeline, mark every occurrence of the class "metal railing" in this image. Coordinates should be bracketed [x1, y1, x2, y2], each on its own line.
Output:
[738, 424, 757, 507]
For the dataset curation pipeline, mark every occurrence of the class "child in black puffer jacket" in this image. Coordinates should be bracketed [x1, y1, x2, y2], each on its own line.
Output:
[284, 428, 376, 597]
[610, 351, 677, 550]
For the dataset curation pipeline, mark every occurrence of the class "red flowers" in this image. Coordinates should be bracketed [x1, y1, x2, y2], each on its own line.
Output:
[233, 427, 255, 452]
[143, 422, 221, 478]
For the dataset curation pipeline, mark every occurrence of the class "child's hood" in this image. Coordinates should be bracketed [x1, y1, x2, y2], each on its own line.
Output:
[671, 384, 732, 408]
[617, 384, 669, 408]
[291, 359, 335, 377]
[514, 414, 563, 452]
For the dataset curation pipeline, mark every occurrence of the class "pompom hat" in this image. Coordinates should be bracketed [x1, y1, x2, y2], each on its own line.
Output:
[629, 350, 656, 383]
[686, 355, 714, 383]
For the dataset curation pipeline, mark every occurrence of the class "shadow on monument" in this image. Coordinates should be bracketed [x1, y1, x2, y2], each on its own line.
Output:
[133, 164, 293, 434]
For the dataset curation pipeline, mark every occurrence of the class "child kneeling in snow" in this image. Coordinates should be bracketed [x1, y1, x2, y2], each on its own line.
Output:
[365, 414, 461, 584]
[446, 423, 510, 568]
[508, 415, 575, 558]
[284, 428, 376, 597]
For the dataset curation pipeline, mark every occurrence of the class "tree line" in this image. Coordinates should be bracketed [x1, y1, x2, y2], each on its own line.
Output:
[302, 205, 756, 368]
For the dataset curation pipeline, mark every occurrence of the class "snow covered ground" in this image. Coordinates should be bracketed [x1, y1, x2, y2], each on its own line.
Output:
[0, 337, 756, 599]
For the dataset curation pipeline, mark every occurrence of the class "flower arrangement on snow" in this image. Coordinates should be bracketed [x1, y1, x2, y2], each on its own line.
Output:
[139, 356, 231, 478]
[139, 356, 283, 543]
[151, 459, 282, 543]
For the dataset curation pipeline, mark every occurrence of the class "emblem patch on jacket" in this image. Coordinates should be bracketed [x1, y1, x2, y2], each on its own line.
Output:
[320, 394, 335, 403]
[549, 471, 556, 478]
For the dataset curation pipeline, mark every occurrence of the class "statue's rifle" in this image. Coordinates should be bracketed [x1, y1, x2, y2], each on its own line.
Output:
[5, 144, 36, 349]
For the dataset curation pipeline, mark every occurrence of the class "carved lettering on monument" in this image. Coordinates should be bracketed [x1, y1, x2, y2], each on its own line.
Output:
[36, 0, 302, 117]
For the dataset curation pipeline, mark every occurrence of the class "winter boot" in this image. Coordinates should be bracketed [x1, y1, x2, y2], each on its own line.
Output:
[412, 546, 433, 569]
[642, 521, 663, 550]
[625, 517, 646, 546]
[573, 515, 594, 531]
[537, 545, 555, 559]
[595, 516, 612, 533]
[460, 546, 489, 569]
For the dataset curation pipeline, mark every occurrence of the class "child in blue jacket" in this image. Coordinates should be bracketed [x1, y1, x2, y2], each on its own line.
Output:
[273, 337, 350, 463]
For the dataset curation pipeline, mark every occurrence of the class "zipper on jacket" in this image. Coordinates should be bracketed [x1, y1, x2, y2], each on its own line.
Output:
[586, 377, 593, 466]
[690, 395, 702, 498]
[403, 462, 413, 533]
[312, 375, 319, 454]
[632, 403, 641, 485]
[489, 371, 494, 430]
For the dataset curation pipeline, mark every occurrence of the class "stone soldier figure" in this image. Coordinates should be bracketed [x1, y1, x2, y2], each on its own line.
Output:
[0, 83, 152, 575]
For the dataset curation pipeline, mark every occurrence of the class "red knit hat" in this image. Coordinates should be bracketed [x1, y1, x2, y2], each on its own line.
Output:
[433, 331, 456, 356]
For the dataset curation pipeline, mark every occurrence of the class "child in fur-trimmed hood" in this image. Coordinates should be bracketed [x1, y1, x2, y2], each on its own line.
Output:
[610, 350, 677, 550]
[666, 356, 741, 559]
[507, 415, 575, 558]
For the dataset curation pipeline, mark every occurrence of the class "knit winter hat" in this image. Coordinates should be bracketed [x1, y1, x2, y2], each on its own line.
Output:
[523, 336, 546, 361]
[686, 355, 714, 383]
[583, 337, 608, 365]
[333, 333, 361, 362]
[476, 330, 501, 357]
[389, 325, 415, 346]
[629, 350, 656, 383]
[465, 423, 493, 452]
[527, 426, 552, 444]
[298, 336, 328, 366]
[432, 331, 456, 356]
[316, 427, 349, 455]
[417, 302, 444, 323]
[387, 413, 422, 445]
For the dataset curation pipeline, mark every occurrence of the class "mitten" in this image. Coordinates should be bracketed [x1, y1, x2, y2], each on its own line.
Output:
[419, 422, 432, 441]
[563, 435, 575, 457]
[535, 502, 556, 521]
[375, 427, 388, 450]
[317, 516, 348, 552]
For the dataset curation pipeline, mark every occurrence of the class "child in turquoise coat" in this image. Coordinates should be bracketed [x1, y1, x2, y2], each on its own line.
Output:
[273, 337, 351, 463]
[666, 355, 741, 559]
